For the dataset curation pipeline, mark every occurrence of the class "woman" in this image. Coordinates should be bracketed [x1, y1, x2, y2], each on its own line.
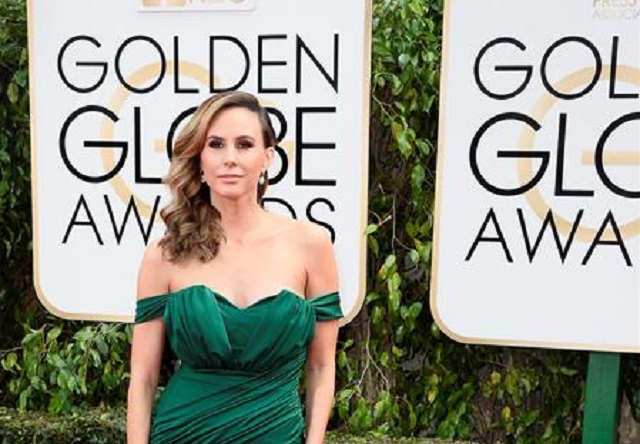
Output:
[127, 91, 342, 444]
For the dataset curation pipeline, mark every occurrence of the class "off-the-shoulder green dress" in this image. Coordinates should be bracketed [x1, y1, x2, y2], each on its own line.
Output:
[135, 284, 343, 444]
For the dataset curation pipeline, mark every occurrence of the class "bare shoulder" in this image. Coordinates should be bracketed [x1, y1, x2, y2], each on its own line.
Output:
[140, 239, 167, 268]
[289, 219, 332, 250]
[264, 212, 335, 268]
[137, 239, 172, 300]
[288, 220, 338, 297]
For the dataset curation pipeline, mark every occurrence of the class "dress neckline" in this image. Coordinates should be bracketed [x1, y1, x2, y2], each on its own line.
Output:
[144, 284, 338, 311]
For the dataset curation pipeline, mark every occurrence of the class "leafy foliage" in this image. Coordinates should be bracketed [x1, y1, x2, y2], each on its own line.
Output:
[1, 323, 131, 414]
[0, 407, 126, 443]
[0, 407, 477, 444]
[0, 0, 33, 346]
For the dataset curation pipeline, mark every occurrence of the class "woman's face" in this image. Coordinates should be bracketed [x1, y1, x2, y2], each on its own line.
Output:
[200, 106, 273, 201]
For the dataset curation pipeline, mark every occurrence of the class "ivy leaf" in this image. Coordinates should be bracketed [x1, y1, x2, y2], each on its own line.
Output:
[398, 53, 410, 68]
[365, 223, 378, 235]
[384, 254, 396, 269]
[368, 236, 379, 257]
[428, 387, 438, 403]
[411, 163, 425, 191]
[560, 366, 578, 376]
[3, 352, 17, 370]
[408, 302, 422, 318]
[388, 289, 401, 314]
[7, 82, 18, 103]
[397, 130, 412, 158]
[96, 337, 108, 355]
[365, 292, 382, 304]
[46, 327, 61, 343]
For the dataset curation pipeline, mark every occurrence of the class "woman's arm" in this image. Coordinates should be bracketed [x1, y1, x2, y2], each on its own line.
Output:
[127, 242, 170, 444]
[301, 223, 341, 444]
[305, 320, 340, 444]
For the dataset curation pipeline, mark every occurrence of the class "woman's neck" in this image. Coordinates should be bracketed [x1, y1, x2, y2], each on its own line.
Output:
[211, 194, 267, 244]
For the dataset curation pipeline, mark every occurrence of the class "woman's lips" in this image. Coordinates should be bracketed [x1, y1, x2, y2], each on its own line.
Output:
[218, 174, 242, 182]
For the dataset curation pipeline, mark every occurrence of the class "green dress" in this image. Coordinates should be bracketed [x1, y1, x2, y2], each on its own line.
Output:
[134, 284, 343, 444]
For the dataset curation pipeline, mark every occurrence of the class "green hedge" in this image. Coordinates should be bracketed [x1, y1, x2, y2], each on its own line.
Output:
[0, 407, 479, 444]
[0, 0, 32, 347]
[0, 407, 124, 444]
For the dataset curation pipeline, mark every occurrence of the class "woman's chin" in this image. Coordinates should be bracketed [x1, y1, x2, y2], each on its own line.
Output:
[211, 188, 255, 202]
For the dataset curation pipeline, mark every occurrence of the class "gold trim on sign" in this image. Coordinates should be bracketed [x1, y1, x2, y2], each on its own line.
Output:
[340, 0, 373, 326]
[428, 0, 640, 353]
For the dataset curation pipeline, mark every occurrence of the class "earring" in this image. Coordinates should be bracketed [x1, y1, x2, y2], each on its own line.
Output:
[258, 171, 266, 185]
[200, 171, 206, 183]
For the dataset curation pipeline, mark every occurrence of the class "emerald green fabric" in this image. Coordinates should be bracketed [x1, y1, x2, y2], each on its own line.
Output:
[134, 285, 343, 444]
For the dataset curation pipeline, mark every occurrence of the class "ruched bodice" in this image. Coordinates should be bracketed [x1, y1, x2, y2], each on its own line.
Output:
[135, 285, 343, 444]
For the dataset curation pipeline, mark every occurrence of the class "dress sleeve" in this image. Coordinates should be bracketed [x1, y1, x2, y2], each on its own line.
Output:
[134, 294, 169, 324]
[309, 292, 344, 321]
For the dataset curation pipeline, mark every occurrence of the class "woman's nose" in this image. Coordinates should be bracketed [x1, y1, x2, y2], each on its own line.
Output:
[223, 147, 238, 165]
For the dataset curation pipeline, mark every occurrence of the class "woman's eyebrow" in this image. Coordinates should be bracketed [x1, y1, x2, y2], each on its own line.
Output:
[205, 134, 256, 142]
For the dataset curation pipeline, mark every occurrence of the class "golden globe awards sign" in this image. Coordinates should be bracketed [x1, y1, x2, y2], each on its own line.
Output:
[432, 0, 640, 352]
[28, 0, 372, 322]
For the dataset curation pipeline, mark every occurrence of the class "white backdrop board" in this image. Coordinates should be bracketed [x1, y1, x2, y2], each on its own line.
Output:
[432, 0, 640, 352]
[28, 0, 372, 323]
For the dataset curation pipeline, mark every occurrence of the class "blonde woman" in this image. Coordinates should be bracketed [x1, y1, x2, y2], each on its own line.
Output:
[126, 91, 342, 443]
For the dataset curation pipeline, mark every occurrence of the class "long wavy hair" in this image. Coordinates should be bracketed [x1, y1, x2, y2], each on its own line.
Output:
[159, 91, 276, 263]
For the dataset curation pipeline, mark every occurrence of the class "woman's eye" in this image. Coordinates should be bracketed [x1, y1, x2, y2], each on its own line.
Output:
[238, 140, 254, 149]
[208, 139, 223, 149]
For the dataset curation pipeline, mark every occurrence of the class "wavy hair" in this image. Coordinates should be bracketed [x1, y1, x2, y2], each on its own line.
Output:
[159, 91, 276, 263]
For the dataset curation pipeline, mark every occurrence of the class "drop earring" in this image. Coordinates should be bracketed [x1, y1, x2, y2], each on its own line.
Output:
[200, 171, 206, 183]
[258, 171, 266, 185]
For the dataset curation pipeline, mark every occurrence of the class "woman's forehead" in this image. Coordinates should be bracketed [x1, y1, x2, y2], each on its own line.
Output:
[207, 107, 261, 136]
